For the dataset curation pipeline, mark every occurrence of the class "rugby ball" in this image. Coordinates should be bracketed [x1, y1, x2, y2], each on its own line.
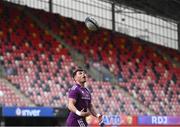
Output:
[85, 17, 99, 31]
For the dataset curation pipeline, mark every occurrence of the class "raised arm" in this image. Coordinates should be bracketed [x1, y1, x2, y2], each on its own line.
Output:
[89, 103, 102, 119]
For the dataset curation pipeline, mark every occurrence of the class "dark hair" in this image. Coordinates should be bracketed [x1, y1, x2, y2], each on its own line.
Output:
[72, 69, 85, 78]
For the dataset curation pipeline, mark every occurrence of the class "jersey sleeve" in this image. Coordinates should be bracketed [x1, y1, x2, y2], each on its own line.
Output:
[68, 86, 79, 100]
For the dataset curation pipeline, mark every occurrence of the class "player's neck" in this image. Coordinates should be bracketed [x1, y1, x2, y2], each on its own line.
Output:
[76, 81, 85, 87]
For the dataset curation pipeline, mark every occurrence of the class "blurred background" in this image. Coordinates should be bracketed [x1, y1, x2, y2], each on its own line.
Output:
[0, 0, 179, 126]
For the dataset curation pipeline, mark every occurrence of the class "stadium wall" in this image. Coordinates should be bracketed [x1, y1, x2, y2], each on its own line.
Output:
[0, 107, 179, 126]
[1, 107, 68, 126]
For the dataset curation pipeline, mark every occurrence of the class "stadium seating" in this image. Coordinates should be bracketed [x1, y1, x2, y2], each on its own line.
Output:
[0, 79, 27, 106]
[0, 1, 144, 115]
[0, 1, 179, 116]
[30, 7, 180, 115]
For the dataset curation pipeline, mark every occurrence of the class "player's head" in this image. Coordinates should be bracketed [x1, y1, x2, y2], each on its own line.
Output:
[73, 69, 87, 84]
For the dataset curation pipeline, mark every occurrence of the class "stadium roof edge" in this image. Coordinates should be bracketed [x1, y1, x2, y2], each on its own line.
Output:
[102, 0, 180, 23]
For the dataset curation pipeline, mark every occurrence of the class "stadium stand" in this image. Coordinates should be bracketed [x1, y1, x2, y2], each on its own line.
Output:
[30, 5, 180, 115]
[0, 79, 27, 106]
[0, 1, 179, 116]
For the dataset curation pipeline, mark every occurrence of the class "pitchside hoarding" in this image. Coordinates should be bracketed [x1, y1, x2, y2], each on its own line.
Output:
[87, 115, 180, 126]
[138, 116, 180, 125]
[86, 115, 137, 126]
[102, 115, 137, 125]
[2, 107, 54, 117]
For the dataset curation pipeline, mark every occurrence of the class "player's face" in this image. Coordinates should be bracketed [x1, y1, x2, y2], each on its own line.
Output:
[75, 71, 87, 84]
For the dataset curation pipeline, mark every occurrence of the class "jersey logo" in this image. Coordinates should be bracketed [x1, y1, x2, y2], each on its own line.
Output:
[85, 88, 90, 94]
[81, 89, 91, 100]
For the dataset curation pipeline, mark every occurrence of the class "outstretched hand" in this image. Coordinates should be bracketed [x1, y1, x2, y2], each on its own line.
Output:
[97, 114, 104, 127]
[97, 114, 103, 121]
[80, 109, 91, 117]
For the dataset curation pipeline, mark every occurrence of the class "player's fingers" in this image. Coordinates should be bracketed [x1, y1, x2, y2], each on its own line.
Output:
[85, 111, 91, 116]
[80, 108, 84, 112]
[97, 114, 102, 119]
[99, 114, 103, 119]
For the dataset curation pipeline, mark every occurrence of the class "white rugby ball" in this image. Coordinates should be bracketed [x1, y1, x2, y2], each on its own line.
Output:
[85, 17, 99, 31]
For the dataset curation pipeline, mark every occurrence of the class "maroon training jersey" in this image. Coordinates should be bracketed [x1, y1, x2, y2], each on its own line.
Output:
[66, 84, 91, 126]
